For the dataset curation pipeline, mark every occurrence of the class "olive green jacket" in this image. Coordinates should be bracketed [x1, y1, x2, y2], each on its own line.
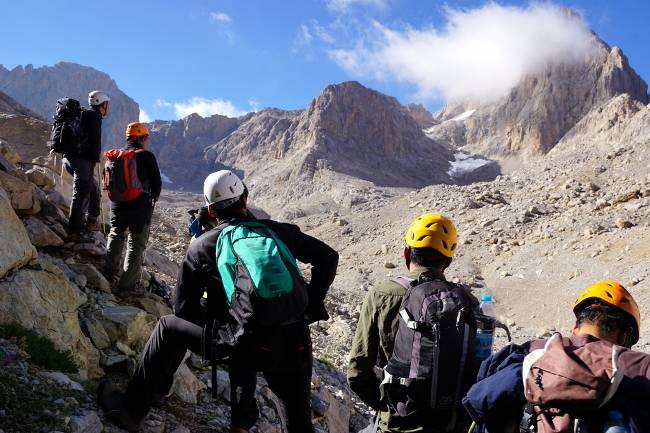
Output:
[347, 268, 477, 433]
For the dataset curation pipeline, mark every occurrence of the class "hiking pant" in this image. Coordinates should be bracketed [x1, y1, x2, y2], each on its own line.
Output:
[125, 315, 314, 433]
[64, 156, 99, 233]
[105, 204, 153, 292]
[377, 406, 473, 433]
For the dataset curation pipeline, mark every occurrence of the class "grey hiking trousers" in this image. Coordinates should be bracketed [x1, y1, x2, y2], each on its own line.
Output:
[63, 156, 100, 233]
[105, 204, 153, 292]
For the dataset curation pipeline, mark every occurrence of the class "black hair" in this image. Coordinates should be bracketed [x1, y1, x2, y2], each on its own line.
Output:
[126, 136, 146, 146]
[209, 186, 249, 221]
[576, 300, 637, 345]
[409, 247, 452, 270]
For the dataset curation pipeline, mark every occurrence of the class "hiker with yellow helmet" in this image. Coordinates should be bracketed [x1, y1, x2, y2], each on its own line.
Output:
[103, 121, 161, 295]
[348, 212, 480, 433]
[463, 280, 650, 433]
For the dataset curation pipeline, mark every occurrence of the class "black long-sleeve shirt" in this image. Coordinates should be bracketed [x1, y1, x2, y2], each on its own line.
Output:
[174, 217, 339, 327]
[79, 106, 102, 162]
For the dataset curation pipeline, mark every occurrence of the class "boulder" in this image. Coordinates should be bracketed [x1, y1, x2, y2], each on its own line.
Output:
[144, 247, 179, 278]
[135, 294, 173, 318]
[0, 189, 36, 278]
[171, 362, 207, 404]
[0, 139, 20, 165]
[25, 167, 55, 190]
[69, 410, 103, 433]
[0, 257, 101, 378]
[24, 217, 64, 247]
[46, 190, 70, 212]
[80, 316, 111, 350]
[40, 371, 85, 391]
[0, 170, 40, 214]
[97, 305, 150, 349]
[69, 263, 110, 292]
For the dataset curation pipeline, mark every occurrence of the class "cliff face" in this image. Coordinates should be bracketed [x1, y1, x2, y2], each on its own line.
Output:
[0, 90, 43, 118]
[146, 113, 241, 190]
[0, 62, 140, 150]
[428, 40, 649, 159]
[202, 81, 455, 204]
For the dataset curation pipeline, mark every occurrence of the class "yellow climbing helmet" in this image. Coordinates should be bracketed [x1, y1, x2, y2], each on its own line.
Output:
[573, 279, 640, 345]
[404, 212, 457, 258]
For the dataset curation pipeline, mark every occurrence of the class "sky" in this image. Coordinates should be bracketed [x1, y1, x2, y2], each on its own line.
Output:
[1, 0, 649, 122]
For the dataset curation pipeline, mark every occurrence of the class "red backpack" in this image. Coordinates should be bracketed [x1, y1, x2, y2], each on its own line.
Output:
[102, 149, 145, 202]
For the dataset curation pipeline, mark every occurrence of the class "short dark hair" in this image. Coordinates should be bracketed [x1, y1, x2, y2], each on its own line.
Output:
[576, 301, 637, 344]
[409, 247, 452, 270]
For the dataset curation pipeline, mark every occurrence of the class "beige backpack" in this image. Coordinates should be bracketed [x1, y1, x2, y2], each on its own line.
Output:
[521, 333, 624, 433]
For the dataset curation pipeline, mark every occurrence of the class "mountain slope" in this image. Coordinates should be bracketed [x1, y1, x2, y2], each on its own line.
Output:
[0, 62, 139, 150]
[203, 81, 456, 206]
[428, 40, 649, 159]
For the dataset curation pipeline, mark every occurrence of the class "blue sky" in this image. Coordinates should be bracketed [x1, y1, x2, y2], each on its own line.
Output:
[1, 0, 649, 121]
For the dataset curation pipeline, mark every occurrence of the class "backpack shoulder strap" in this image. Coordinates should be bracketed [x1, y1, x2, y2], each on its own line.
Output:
[391, 275, 415, 290]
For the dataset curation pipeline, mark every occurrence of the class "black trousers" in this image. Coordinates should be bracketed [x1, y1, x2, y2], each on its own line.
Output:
[64, 156, 100, 233]
[125, 315, 314, 433]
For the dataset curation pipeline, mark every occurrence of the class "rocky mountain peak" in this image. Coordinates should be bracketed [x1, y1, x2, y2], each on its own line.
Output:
[0, 62, 140, 149]
[428, 39, 649, 159]
[0, 91, 43, 119]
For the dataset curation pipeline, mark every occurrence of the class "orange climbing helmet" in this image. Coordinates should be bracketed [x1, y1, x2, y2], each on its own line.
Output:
[404, 212, 457, 258]
[125, 122, 149, 138]
[573, 279, 640, 345]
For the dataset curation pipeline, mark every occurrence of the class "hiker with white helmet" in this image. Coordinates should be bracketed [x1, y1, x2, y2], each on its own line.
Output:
[62, 90, 110, 241]
[99, 170, 338, 433]
[463, 280, 650, 433]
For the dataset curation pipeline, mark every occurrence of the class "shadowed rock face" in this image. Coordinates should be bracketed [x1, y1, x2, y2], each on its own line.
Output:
[146, 113, 241, 191]
[429, 40, 649, 159]
[203, 81, 454, 203]
[0, 62, 139, 151]
[0, 91, 42, 118]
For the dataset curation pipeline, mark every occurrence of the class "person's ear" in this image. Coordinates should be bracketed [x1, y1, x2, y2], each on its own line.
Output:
[207, 205, 216, 219]
[403, 246, 411, 269]
[571, 322, 579, 336]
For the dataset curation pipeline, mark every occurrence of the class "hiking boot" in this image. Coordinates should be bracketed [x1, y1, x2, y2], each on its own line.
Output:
[97, 379, 145, 432]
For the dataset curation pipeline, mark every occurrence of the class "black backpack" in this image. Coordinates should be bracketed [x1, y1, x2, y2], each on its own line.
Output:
[382, 274, 478, 431]
[47, 98, 87, 155]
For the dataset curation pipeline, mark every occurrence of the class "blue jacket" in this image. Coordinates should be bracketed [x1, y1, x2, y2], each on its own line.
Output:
[462, 337, 650, 433]
[462, 343, 529, 433]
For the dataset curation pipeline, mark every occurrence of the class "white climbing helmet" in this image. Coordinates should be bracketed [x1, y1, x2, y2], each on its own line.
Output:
[203, 170, 245, 209]
[88, 90, 110, 106]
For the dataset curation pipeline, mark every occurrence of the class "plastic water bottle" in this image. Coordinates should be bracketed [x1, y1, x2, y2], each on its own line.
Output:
[603, 410, 629, 433]
[475, 294, 496, 361]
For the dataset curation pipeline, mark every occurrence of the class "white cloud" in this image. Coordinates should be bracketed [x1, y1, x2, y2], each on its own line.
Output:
[327, 0, 387, 13]
[210, 11, 232, 24]
[173, 97, 247, 119]
[293, 20, 336, 55]
[330, 3, 597, 103]
[248, 98, 260, 112]
[155, 99, 172, 108]
[139, 109, 152, 123]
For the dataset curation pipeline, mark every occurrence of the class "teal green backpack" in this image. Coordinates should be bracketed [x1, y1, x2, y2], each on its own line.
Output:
[216, 221, 309, 328]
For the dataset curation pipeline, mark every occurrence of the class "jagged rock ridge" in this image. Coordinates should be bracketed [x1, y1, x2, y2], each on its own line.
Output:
[0, 62, 140, 150]
[428, 39, 649, 159]
[202, 81, 456, 205]
[147, 113, 241, 190]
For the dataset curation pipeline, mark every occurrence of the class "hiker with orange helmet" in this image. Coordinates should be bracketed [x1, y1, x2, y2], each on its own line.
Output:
[348, 212, 480, 433]
[463, 280, 650, 433]
[103, 122, 161, 295]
